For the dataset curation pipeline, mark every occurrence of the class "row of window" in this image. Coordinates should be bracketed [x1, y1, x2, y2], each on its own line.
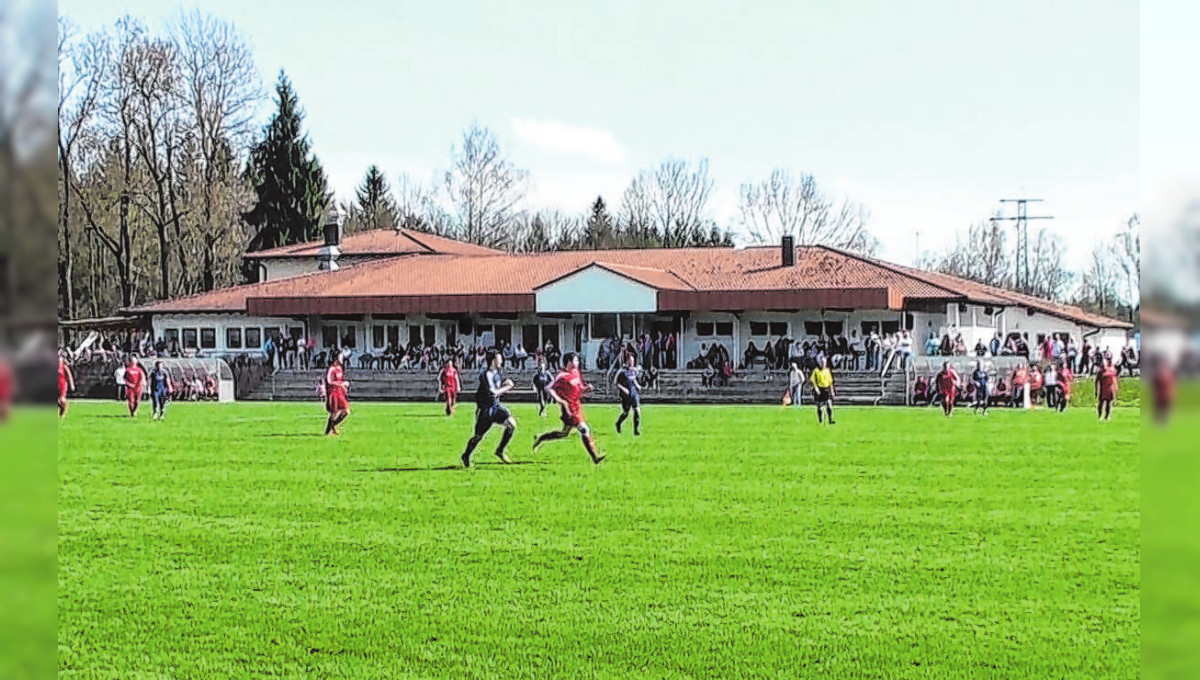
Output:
[163, 327, 285, 351]
[696, 316, 916, 339]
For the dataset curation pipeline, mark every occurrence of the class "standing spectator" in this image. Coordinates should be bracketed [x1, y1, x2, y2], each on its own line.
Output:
[1065, 337, 1078, 374]
[114, 363, 127, 401]
[848, 331, 863, 370]
[924, 332, 940, 357]
[973, 339, 988, 357]
[786, 361, 804, 406]
[989, 331, 1002, 357]
[898, 331, 914, 370]
[263, 333, 277, 374]
[1043, 363, 1060, 410]
[1079, 339, 1093, 375]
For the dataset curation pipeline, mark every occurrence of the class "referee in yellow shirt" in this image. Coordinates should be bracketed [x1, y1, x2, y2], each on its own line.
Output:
[809, 356, 836, 424]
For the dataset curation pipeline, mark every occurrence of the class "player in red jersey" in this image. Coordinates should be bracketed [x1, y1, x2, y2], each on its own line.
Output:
[58, 354, 76, 418]
[324, 352, 351, 435]
[0, 355, 14, 423]
[437, 359, 461, 416]
[933, 360, 961, 418]
[533, 352, 605, 464]
[1151, 357, 1177, 425]
[1095, 357, 1119, 421]
[123, 357, 145, 417]
[1057, 362, 1073, 413]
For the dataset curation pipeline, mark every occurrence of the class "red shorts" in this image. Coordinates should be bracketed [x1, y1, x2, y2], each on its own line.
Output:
[326, 389, 349, 413]
[58, 379, 69, 400]
[127, 389, 141, 408]
[940, 388, 957, 402]
[442, 388, 457, 399]
[1099, 389, 1116, 401]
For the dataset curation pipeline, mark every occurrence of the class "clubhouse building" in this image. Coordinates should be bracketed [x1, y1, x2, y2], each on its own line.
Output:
[129, 223, 1133, 366]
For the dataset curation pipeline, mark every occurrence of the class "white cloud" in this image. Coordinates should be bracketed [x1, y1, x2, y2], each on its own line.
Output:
[511, 118, 628, 164]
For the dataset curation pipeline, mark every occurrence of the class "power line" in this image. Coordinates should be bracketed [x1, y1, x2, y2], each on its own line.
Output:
[989, 199, 1053, 291]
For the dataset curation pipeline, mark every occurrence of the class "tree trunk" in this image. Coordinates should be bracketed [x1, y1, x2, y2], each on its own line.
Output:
[59, 166, 75, 319]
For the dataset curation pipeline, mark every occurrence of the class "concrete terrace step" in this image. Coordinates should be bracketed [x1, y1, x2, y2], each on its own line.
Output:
[246, 368, 909, 405]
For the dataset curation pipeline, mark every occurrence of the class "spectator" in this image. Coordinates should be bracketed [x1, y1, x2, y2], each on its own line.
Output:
[787, 361, 804, 406]
[1043, 363, 1061, 410]
[924, 332, 940, 356]
[513, 343, 529, 369]
[973, 339, 988, 357]
[114, 363, 127, 401]
[953, 334, 967, 356]
[848, 331, 863, 370]
[989, 331, 1002, 357]
[898, 331, 914, 370]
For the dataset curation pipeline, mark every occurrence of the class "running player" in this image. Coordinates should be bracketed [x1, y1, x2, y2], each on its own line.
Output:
[1095, 357, 1119, 421]
[533, 352, 605, 464]
[532, 357, 554, 417]
[934, 360, 960, 418]
[0, 354, 15, 423]
[1057, 361, 1073, 412]
[58, 353, 76, 418]
[123, 357, 146, 418]
[437, 359, 461, 416]
[969, 360, 989, 415]
[149, 361, 173, 421]
[613, 353, 643, 435]
[461, 349, 517, 467]
[324, 352, 351, 435]
[809, 357, 835, 424]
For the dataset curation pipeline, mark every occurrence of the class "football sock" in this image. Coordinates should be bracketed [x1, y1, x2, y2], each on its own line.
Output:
[496, 427, 514, 456]
[535, 430, 569, 448]
[462, 435, 482, 460]
[633, 412, 641, 435]
[616, 412, 627, 432]
[582, 435, 600, 461]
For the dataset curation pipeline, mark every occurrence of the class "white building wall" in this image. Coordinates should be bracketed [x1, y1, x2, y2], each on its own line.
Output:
[536, 268, 657, 313]
[151, 313, 300, 354]
[259, 255, 379, 282]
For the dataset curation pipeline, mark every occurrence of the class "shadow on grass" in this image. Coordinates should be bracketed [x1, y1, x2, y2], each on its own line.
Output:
[260, 433, 326, 438]
[358, 461, 547, 473]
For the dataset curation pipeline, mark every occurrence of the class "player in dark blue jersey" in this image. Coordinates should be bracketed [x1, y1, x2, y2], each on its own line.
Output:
[461, 350, 517, 468]
[970, 359, 990, 415]
[613, 354, 643, 435]
[532, 356, 554, 417]
[149, 361, 173, 421]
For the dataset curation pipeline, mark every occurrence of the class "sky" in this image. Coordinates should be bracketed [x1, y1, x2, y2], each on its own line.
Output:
[59, 0, 1140, 270]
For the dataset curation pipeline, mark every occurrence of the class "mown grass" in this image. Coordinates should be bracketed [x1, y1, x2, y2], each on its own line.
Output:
[59, 400, 1138, 678]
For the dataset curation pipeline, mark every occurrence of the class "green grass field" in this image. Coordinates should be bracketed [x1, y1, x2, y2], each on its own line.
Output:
[58, 400, 1138, 679]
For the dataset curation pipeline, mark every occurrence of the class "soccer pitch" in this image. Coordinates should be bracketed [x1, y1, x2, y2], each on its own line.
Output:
[58, 401, 1138, 678]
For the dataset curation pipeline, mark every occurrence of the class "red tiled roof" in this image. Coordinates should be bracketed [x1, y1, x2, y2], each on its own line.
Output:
[127, 244, 1131, 328]
[244, 228, 501, 259]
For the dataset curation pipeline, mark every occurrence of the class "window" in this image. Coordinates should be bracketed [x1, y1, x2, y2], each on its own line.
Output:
[341, 328, 357, 348]
[824, 321, 844, 336]
[495, 324, 511, 347]
[804, 321, 823, 336]
[881, 321, 900, 335]
[769, 322, 789, 337]
[750, 322, 769, 336]
[423, 324, 436, 347]
[183, 328, 198, 349]
[861, 321, 879, 335]
[696, 322, 714, 337]
[226, 328, 243, 349]
[387, 325, 400, 347]
[245, 328, 262, 349]
[715, 322, 734, 336]
[409, 325, 422, 346]
[200, 328, 216, 349]
[289, 327, 303, 340]
[164, 328, 180, 345]
[523, 325, 540, 351]
[541, 324, 559, 350]
[445, 324, 457, 346]
[592, 314, 617, 339]
[322, 326, 338, 348]
[373, 326, 385, 348]
[904, 313, 915, 331]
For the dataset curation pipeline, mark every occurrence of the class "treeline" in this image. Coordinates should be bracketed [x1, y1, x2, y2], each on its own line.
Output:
[917, 214, 1139, 319]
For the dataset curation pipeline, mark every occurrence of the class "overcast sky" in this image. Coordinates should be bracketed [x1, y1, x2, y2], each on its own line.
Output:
[60, 0, 1140, 269]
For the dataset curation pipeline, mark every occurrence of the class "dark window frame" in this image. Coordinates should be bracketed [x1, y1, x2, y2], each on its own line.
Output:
[226, 328, 243, 349]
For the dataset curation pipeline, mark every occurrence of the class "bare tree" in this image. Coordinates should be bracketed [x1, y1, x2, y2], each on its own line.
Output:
[737, 169, 876, 254]
[1112, 213, 1139, 316]
[1076, 242, 1123, 315]
[512, 209, 580, 253]
[58, 18, 110, 317]
[169, 9, 261, 291]
[918, 220, 1010, 288]
[1026, 227, 1072, 301]
[443, 123, 527, 248]
[395, 171, 451, 235]
[621, 158, 713, 247]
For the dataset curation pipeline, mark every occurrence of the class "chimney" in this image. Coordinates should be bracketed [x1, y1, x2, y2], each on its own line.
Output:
[318, 206, 342, 271]
[781, 235, 795, 267]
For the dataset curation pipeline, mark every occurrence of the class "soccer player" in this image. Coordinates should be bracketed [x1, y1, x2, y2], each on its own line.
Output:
[1042, 363, 1060, 410]
[809, 356, 835, 424]
[123, 357, 146, 418]
[324, 352, 351, 435]
[533, 352, 605, 464]
[1151, 357, 1177, 425]
[532, 356, 554, 417]
[0, 355, 15, 423]
[461, 349, 517, 467]
[1095, 357, 1119, 421]
[437, 359, 461, 416]
[969, 360, 989, 415]
[1057, 362, 1074, 413]
[149, 361, 173, 421]
[1011, 363, 1029, 408]
[58, 354, 76, 418]
[613, 353, 643, 435]
[934, 360, 960, 418]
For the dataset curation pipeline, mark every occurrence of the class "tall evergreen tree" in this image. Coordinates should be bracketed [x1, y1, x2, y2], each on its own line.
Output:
[581, 196, 614, 249]
[347, 164, 399, 233]
[243, 72, 330, 254]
